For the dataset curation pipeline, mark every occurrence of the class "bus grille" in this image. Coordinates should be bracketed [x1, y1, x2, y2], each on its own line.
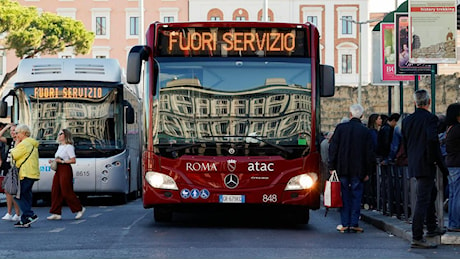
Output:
[31, 64, 62, 75]
[30, 63, 106, 75]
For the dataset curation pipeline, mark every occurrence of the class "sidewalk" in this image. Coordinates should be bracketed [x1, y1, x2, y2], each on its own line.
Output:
[360, 209, 460, 245]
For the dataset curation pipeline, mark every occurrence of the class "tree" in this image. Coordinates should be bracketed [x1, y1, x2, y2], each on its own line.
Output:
[0, 0, 95, 90]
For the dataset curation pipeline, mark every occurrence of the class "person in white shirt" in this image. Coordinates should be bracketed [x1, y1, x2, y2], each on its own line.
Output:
[47, 129, 85, 220]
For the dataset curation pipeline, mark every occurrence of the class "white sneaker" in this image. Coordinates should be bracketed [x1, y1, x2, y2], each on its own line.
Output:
[12, 214, 21, 221]
[75, 207, 86, 219]
[47, 214, 62, 220]
[2, 213, 13, 221]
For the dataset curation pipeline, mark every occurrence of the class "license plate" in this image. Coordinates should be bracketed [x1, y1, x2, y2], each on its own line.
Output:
[219, 195, 245, 203]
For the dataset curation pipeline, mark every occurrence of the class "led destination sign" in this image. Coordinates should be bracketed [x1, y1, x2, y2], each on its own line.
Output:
[168, 31, 296, 52]
[32, 87, 104, 99]
[158, 27, 309, 57]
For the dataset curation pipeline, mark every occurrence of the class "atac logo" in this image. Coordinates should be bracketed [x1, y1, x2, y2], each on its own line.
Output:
[227, 159, 237, 172]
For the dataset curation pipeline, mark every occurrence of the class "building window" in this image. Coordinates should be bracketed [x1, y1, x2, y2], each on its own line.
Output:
[129, 17, 139, 36]
[91, 8, 111, 39]
[307, 16, 317, 26]
[92, 46, 110, 59]
[160, 7, 178, 24]
[342, 54, 352, 74]
[208, 8, 224, 21]
[96, 17, 106, 35]
[126, 8, 140, 39]
[163, 16, 174, 23]
[233, 9, 249, 21]
[342, 16, 352, 35]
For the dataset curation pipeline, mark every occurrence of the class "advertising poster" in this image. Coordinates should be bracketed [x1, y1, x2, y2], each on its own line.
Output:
[409, 0, 457, 64]
[381, 23, 415, 81]
[395, 13, 432, 74]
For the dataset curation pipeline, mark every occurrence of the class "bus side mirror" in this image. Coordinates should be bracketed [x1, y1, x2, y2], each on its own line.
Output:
[0, 101, 7, 118]
[124, 101, 135, 124]
[320, 65, 335, 97]
[127, 45, 150, 84]
[0, 90, 14, 118]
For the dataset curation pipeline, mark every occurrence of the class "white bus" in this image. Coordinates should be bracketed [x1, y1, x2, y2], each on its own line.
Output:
[0, 58, 142, 204]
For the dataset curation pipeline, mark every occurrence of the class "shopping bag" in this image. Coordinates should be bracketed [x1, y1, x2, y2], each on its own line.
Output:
[2, 165, 19, 195]
[324, 170, 342, 208]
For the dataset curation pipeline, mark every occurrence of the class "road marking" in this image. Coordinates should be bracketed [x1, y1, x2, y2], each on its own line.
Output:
[89, 213, 103, 218]
[49, 228, 66, 233]
[104, 208, 114, 212]
[123, 212, 149, 230]
[71, 220, 86, 224]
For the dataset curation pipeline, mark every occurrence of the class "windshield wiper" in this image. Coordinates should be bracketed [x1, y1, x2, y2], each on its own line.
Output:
[165, 143, 203, 153]
[74, 141, 119, 155]
[203, 135, 294, 155]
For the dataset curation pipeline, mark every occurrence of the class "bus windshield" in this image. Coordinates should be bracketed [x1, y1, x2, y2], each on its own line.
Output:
[154, 57, 312, 157]
[17, 86, 125, 153]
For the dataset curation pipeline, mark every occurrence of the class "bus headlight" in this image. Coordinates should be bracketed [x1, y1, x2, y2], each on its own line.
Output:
[284, 173, 318, 191]
[145, 171, 179, 190]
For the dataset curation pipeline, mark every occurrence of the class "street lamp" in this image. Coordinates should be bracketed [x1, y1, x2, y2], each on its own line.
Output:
[262, 0, 268, 21]
[341, 18, 380, 105]
[139, 0, 144, 45]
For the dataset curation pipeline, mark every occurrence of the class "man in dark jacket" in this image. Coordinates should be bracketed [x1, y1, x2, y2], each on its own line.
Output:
[402, 89, 449, 249]
[328, 104, 375, 233]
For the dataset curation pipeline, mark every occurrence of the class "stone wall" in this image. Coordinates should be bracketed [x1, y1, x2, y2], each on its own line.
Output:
[320, 73, 460, 133]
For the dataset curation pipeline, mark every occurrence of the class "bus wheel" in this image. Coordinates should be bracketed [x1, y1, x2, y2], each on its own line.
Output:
[153, 206, 173, 222]
[113, 193, 128, 205]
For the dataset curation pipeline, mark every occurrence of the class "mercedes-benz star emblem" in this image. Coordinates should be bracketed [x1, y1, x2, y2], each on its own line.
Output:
[224, 174, 239, 189]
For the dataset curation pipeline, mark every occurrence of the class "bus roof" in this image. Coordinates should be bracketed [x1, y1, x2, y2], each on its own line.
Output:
[14, 58, 122, 84]
[149, 21, 314, 29]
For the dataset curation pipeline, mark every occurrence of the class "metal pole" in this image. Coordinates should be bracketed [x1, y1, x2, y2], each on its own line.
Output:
[358, 23, 362, 105]
[388, 86, 392, 115]
[263, 0, 268, 21]
[431, 65, 436, 114]
[399, 81, 404, 115]
[139, 0, 144, 45]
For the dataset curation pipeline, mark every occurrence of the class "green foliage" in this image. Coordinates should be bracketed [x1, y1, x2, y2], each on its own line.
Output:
[0, 0, 95, 89]
[0, 0, 94, 58]
[0, 0, 37, 33]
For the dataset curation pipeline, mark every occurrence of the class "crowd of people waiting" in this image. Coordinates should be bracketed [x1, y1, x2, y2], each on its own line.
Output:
[321, 89, 460, 249]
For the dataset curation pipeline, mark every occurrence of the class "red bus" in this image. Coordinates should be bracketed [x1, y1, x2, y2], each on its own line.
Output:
[127, 21, 335, 223]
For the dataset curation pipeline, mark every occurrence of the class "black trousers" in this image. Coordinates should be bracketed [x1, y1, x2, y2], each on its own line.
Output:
[412, 176, 438, 240]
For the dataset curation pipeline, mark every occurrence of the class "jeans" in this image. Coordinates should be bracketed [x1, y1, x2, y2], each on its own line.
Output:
[340, 177, 364, 227]
[412, 177, 437, 240]
[14, 177, 37, 222]
[448, 168, 460, 229]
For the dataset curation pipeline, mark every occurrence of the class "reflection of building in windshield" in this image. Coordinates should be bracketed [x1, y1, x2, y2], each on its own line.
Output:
[31, 96, 116, 146]
[157, 78, 312, 144]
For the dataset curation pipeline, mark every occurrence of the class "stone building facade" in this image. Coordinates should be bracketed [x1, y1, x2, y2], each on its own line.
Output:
[321, 73, 460, 133]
